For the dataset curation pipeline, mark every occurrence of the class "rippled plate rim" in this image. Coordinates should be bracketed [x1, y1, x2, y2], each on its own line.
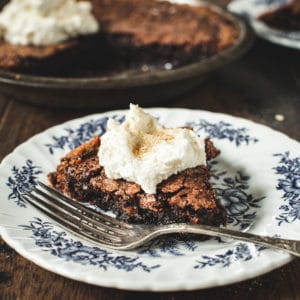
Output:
[0, 108, 299, 291]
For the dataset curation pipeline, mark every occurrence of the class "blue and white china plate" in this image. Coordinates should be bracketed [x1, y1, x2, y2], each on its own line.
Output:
[229, 0, 300, 49]
[0, 108, 299, 291]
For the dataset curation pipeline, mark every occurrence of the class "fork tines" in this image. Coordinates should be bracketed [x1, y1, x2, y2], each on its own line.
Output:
[21, 181, 131, 247]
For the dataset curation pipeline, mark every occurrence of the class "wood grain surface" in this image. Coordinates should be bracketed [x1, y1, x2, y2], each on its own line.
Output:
[0, 1, 300, 299]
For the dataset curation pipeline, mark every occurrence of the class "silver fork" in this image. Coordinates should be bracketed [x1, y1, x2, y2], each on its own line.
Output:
[21, 181, 300, 257]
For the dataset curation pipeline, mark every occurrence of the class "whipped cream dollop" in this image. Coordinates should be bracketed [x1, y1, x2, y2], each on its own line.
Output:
[99, 104, 206, 194]
[0, 0, 99, 46]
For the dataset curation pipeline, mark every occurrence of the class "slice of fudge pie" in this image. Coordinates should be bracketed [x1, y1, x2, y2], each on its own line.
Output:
[48, 105, 226, 226]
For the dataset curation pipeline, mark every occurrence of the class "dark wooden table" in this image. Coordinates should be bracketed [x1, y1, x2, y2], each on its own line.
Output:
[1, 2, 300, 299]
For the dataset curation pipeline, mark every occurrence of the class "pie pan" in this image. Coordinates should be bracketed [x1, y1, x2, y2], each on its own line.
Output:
[0, 0, 254, 109]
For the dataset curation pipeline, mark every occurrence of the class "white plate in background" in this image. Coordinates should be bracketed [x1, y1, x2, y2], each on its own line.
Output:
[229, 0, 300, 49]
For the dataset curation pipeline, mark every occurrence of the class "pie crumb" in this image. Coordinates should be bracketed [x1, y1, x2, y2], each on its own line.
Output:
[274, 114, 285, 122]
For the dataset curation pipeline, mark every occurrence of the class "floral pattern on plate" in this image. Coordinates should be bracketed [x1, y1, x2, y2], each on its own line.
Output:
[6, 160, 42, 208]
[21, 218, 160, 272]
[274, 152, 300, 225]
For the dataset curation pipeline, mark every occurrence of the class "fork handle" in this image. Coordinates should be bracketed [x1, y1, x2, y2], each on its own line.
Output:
[152, 224, 300, 257]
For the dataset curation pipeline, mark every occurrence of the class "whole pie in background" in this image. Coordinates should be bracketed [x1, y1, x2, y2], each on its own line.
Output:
[0, 0, 240, 76]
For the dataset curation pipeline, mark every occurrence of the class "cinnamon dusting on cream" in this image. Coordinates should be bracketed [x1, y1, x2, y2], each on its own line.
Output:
[132, 130, 175, 158]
